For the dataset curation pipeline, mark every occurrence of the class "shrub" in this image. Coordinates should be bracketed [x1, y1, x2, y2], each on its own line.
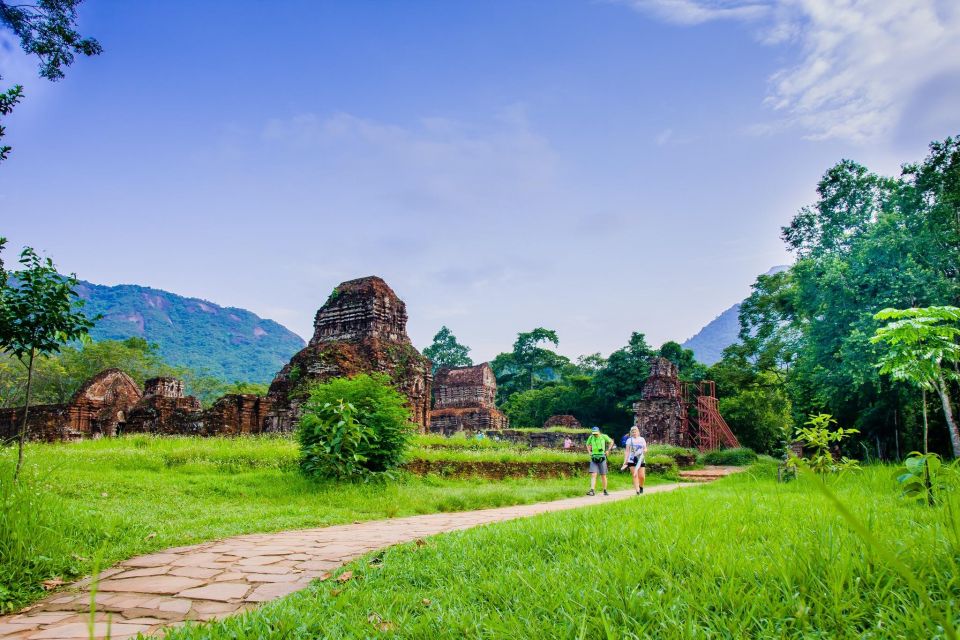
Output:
[298, 374, 414, 479]
[700, 447, 758, 466]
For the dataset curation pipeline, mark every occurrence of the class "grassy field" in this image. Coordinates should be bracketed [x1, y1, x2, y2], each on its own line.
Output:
[0, 435, 660, 612]
[164, 463, 960, 639]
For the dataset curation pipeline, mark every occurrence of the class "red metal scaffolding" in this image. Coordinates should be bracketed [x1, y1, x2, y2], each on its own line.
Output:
[680, 380, 741, 452]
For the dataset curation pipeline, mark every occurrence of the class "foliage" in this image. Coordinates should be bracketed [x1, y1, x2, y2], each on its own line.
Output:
[657, 340, 706, 381]
[727, 137, 960, 459]
[895, 452, 953, 506]
[699, 447, 757, 466]
[791, 414, 860, 476]
[872, 305, 960, 456]
[0, 0, 101, 163]
[298, 374, 414, 479]
[422, 326, 472, 373]
[491, 328, 569, 399]
[0, 435, 634, 612]
[0, 84, 23, 162]
[164, 467, 960, 640]
[592, 331, 654, 412]
[0, 245, 96, 479]
[710, 362, 792, 455]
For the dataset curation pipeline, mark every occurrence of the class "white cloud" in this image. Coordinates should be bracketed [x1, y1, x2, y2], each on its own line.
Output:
[259, 107, 559, 214]
[622, 0, 960, 142]
[623, 0, 769, 25]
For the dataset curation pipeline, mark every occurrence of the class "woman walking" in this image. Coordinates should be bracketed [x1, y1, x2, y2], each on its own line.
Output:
[620, 426, 647, 495]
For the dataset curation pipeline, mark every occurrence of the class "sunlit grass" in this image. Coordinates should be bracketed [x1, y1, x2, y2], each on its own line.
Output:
[0, 434, 654, 612]
[165, 464, 960, 639]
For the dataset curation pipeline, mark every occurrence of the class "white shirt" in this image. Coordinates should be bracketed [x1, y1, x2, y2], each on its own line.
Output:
[625, 436, 647, 462]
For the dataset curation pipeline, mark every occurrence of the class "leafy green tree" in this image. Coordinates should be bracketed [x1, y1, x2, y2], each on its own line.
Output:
[491, 328, 569, 400]
[657, 341, 706, 381]
[0, 0, 101, 163]
[732, 137, 960, 458]
[593, 332, 654, 413]
[422, 326, 472, 373]
[872, 306, 960, 456]
[298, 374, 414, 479]
[0, 246, 96, 480]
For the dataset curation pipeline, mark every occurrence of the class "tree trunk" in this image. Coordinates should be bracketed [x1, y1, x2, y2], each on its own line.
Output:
[922, 388, 929, 456]
[936, 374, 960, 459]
[13, 348, 35, 483]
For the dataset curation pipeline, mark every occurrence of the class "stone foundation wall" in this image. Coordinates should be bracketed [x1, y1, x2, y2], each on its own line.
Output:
[428, 407, 508, 434]
[544, 415, 582, 429]
[204, 394, 275, 436]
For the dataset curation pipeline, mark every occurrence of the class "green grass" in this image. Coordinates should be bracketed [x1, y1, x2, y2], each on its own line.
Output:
[0, 435, 648, 612]
[165, 464, 960, 639]
[699, 446, 758, 466]
[412, 434, 516, 450]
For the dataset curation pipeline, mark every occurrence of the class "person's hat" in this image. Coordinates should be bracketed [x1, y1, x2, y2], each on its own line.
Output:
[591, 427, 600, 433]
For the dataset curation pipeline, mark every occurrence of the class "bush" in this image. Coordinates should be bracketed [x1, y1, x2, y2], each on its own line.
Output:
[298, 374, 414, 479]
[700, 447, 758, 466]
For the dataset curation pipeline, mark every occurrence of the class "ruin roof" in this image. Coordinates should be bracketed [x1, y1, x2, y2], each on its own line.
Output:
[70, 369, 142, 404]
[434, 363, 492, 387]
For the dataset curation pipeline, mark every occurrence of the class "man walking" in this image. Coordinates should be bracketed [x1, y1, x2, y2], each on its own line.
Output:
[586, 426, 614, 496]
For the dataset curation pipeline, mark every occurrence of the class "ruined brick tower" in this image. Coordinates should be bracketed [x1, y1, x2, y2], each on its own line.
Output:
[633, 357, 689, 447]
[429, 363, 508, 433]
[266, 276, 433, 432]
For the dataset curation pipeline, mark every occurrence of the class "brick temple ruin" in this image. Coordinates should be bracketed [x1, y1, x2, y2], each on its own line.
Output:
[0, 276, 433, 442]
[429, 363, 508, 434]
[633, 357, 740, 451]
[0, 369, 142, 441]
[265, 276, 433, 432]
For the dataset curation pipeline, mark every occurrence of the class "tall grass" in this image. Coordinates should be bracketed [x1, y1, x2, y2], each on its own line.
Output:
[164, 464, 960, 639]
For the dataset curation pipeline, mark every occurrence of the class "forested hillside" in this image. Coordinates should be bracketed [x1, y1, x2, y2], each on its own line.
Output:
[73, 280, 305, 383]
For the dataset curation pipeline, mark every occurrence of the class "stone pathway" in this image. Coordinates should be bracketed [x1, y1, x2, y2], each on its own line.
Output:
[0, 470, 744, 639]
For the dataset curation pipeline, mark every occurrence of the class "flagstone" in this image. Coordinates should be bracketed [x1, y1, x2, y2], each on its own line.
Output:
[176, 583, 250, 602]
[97, 575, 204, 594]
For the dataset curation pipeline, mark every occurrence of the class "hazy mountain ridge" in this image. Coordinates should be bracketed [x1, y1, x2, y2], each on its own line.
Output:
[682, 266, 789, 365]
[73, 280, 305, 383]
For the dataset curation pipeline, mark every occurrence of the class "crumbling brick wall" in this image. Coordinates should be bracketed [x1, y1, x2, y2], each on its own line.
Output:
[0, 368, 142, 442]
[633, 357, 690, 447]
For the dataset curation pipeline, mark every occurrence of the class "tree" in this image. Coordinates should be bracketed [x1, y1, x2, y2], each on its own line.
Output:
[422, 326, 472, 373]
[491, 328, 569, 400]
[0, 246, 96, 480]
[872, 306, 960, 457]
[731, 137, 960, 458]
[593, 332, 654, 412]
[0, 0, 101, 163]
[657, 341, 706, 381]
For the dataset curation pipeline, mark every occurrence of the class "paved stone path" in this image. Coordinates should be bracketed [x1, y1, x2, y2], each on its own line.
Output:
[0, 470, 744, 639]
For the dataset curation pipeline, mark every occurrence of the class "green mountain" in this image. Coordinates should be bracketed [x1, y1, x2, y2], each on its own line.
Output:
[73, 280, 305, 383]
[682, 266, 789, 365]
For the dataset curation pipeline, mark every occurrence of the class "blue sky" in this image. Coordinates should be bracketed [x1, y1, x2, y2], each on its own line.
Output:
[1, 0, 958, 362]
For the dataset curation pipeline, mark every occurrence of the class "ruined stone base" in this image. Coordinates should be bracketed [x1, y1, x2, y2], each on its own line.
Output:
[428, 407, 509, 434]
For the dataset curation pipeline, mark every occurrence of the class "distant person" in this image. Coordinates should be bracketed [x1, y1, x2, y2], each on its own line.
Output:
[563, 436, 573, 450]
[475, 432, 485, 441]
[621, 432, 629, 448]
[620, 426, 648, 495]
[585, 427, 614, 496]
